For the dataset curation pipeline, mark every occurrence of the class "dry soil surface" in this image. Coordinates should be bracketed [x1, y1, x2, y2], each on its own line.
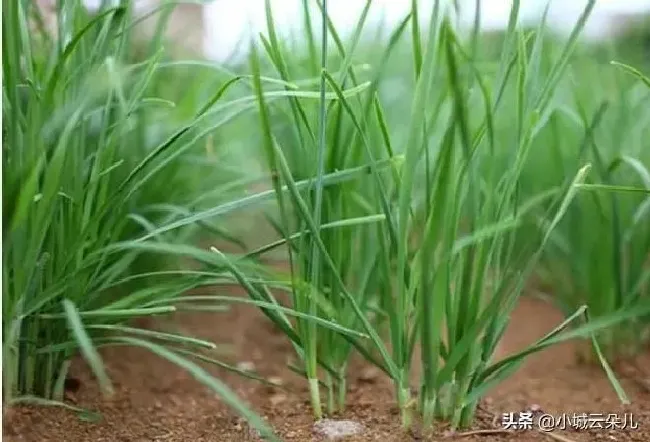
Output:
[3, 293, 650, 442]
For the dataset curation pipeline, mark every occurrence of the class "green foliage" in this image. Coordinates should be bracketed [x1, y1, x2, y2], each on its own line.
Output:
[2, 1, 277, 439]
[230, 0, 650, 432]
[4, 0, 649, 438]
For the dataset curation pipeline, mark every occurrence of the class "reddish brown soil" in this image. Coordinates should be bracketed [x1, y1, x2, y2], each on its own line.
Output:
[3, 294, 650, 442]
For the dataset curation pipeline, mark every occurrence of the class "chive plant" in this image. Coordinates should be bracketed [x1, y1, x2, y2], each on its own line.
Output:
[2, 1, 282, 439]
[237, 0, 650, 433]
[243, 0, 412, 417]
[389, 0, 649, 430]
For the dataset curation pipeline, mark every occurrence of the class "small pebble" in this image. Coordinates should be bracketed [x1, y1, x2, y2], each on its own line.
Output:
[313, 419, 365, 440]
